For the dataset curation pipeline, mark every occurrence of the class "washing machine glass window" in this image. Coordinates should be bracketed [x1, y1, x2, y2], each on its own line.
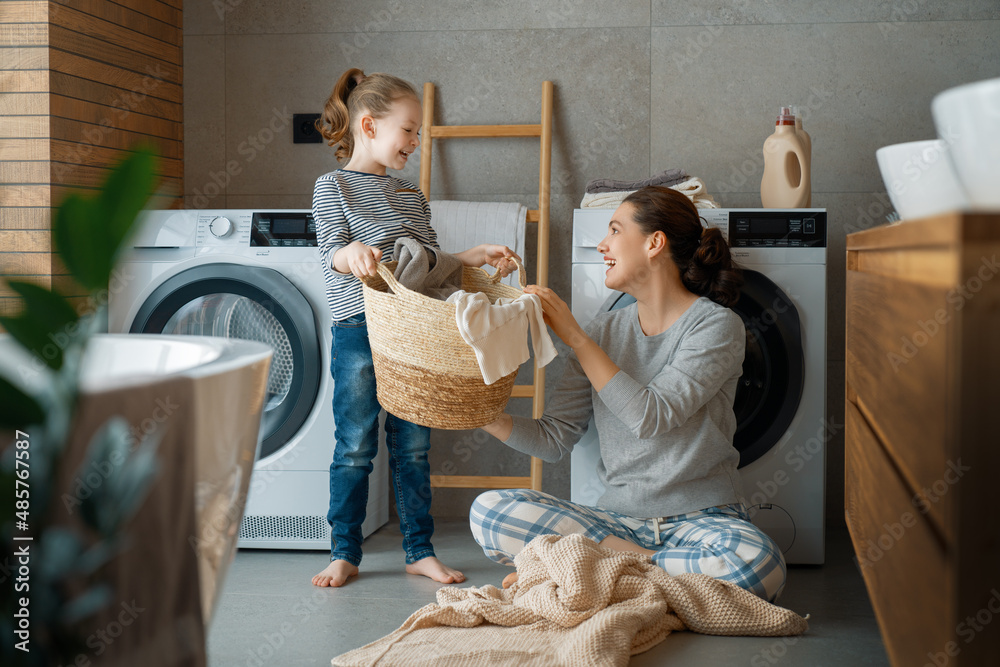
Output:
[130, 263, 322, 460]
[729, 269, 804, 467]
[162, 293, 294, 411]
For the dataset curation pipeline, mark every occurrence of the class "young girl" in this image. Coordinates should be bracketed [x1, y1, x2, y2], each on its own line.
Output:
[470, 186, 787, 602]
[311, 68, 519, 587]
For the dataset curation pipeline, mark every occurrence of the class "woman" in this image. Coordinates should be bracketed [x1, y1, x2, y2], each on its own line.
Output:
[469, 186, 786, 602]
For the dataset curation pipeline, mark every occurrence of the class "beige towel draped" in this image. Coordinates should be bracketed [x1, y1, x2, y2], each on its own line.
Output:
[332, 534, 808, 666]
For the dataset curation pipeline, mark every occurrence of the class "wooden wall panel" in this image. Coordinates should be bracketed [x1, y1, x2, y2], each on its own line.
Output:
[0, 0, 183, 323]
[49, 50, 182, 103]
[0, 1, 51, 318]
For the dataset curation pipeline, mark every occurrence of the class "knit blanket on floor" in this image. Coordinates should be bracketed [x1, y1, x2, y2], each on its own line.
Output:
[331, 534, 808, 666]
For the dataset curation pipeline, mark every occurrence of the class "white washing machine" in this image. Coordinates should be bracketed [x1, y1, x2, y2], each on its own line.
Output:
[570, 208, 827, 564]
[108, 209, 388, 549]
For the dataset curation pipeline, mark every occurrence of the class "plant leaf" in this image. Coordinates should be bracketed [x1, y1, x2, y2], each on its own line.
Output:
[0, 281, 79, 371]
[36, 527, 84, 583]
[98, 147, 158, 265]
[51, 194, 103, 292]
[52, 148, 158, 291]
[0, 374, 45, 428]
[58, 585, 112, 625]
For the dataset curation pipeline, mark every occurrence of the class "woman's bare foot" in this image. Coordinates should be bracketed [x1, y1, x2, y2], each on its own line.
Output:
[599, 535, 656, 558]
[501, 571, 518, 589]
[312, 559, 358, 587]
[405, 556, 466, 584]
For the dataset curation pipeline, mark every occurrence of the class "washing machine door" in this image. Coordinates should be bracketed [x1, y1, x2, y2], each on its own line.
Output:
[129, 263, 322, 460]
[601, 269, 803, 467]
[730, 270, 804, 466]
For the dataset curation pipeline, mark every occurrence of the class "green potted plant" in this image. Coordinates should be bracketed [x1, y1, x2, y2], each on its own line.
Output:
[1, 148, 161, 665]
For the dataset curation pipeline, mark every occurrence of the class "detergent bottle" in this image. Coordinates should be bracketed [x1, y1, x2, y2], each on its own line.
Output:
[791, 105, 812, 206]
[760, 106, 810, 208]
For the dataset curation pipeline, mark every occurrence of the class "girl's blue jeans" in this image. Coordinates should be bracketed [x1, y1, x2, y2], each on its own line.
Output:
[327, 314, 436, 566]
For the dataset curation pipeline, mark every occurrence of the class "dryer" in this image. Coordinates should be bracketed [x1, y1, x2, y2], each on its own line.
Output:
[109, 209, 388, 549]
[570, 208, 827, 564]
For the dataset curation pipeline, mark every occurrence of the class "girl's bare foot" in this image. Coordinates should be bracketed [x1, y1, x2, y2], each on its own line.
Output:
[405, 556, 466, 584]
[312, 559, 358, 587]
[501, 571, 518, 589]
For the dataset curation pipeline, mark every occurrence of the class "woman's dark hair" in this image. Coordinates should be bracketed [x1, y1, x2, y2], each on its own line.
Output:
[623, 186, 743, 307]
[315, 68, 419, 162]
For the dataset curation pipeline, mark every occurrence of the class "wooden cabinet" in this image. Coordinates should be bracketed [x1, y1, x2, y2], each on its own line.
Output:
[845, 211, 1000, 667]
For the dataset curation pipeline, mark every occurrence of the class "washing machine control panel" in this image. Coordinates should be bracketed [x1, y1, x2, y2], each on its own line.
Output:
[250, 212, 318, 247]
[722, 210, 827, 248]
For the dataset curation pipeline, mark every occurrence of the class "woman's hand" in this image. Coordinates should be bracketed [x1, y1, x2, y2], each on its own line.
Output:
[456, 244, 521, 278]
[336, 241, 383, 279]
[523, 285, 590, 350]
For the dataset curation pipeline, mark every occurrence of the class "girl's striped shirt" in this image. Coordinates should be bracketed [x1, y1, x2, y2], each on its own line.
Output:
[312, 169, 438, 320]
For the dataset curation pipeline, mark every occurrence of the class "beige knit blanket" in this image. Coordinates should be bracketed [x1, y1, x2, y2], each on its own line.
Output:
[332, 534, 808, 666]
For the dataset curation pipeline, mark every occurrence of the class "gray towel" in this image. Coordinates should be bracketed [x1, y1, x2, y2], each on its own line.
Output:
[585, 168, 689, 194]
[392, 237, 465, 300]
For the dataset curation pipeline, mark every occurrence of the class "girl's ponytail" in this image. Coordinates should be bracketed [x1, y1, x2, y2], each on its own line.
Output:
[317, 68, 364, 162]
[315, 68, 418, 162]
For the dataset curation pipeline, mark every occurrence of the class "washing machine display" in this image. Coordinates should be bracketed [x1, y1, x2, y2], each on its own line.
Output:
[109, 209, 389, 549]
[570, 208, 827, 564]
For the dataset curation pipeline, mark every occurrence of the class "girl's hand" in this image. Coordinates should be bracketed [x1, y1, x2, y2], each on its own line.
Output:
[339, 241, 383, 279]
[481, 244, 520, 277]
[523, 285, 590, 349]
[457, 244, 521, 277]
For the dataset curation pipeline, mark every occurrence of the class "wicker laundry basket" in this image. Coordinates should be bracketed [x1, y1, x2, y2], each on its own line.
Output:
[360, 258, 527, 429]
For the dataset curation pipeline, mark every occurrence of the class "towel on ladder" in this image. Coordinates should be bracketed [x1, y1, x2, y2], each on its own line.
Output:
[331, 534, 809, 666]
[430, 201, 528, 287]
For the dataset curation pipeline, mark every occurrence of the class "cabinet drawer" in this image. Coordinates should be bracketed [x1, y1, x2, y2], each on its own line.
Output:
[845, 400, 951, 667]
[846, 267, 952, 535]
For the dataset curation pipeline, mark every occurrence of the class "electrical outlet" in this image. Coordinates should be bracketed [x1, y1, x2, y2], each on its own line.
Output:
[293, 113, 323, 144]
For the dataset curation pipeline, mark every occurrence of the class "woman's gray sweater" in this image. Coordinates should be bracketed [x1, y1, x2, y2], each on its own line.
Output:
[504, 296, 747, 519]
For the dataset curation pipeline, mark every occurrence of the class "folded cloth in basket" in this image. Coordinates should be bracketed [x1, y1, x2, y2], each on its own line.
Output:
[446, 290, 557, 385]
[391, 237, 464, 300]
[585, 168, 689, 194]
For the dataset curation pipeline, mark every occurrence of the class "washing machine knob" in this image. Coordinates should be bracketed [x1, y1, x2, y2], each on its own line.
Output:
[209, 216, 233, 238]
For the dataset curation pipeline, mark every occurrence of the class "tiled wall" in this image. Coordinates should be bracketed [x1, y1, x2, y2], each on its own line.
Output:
[183, 1, 1000, 523]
